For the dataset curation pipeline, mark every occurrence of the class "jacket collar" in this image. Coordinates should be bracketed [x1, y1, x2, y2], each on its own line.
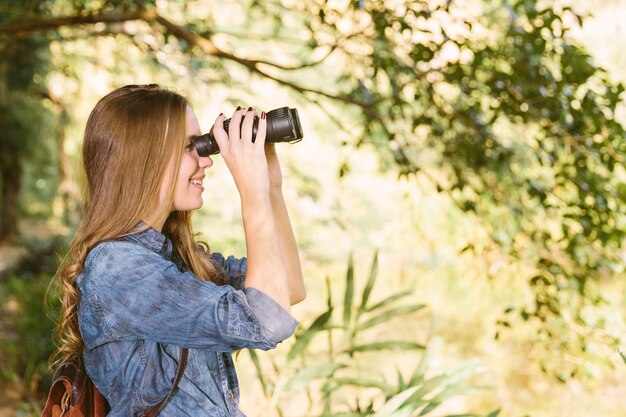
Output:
[124, 223, 173, 261]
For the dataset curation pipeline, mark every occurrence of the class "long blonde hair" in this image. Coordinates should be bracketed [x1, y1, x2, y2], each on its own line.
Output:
[51, 84, 225, 366]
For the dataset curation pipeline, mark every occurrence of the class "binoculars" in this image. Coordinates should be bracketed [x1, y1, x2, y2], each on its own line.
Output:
[193, 106, 303, 156]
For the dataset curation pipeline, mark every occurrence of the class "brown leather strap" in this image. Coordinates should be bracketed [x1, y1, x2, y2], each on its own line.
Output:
[141, 348, 189, 417]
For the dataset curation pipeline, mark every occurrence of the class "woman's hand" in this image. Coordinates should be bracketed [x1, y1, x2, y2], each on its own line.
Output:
[211, 107, 269, 201]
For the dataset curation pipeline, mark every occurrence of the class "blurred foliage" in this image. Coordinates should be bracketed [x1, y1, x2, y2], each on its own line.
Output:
[247, 253, 500, 417]
[0, 275, 55, 411]
[0, 236, 64, 415]
[0, 0, 59, 241]
[0, 0, 624, 396]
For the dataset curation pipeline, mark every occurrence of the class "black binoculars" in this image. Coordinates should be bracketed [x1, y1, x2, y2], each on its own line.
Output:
[193, 106, 303, 157]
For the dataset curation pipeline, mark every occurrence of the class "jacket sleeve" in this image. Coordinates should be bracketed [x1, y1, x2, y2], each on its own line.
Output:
[77, 242, 297, 352]
[210, 252, 247, 290]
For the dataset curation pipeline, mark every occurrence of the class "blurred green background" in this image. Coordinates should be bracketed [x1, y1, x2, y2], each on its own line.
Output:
[1, 1, 625, 416]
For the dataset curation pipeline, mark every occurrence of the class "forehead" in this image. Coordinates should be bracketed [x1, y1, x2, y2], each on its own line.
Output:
[185, 106, 201, 136]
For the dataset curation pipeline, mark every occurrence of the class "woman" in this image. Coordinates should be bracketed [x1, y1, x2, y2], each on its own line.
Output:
[52, 84, 306, 416]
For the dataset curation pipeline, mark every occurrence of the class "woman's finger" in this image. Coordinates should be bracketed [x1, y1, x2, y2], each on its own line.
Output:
[228, 106, 243, 142]
[211, 113, 228, 154]
[255, 111, 267, 148]
[240, 107, 256, 143]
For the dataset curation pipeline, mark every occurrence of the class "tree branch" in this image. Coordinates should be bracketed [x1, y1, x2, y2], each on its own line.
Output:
[0, 9, 376, 108]
[0, 9, 154, 33]
[152, 15, 371, 105]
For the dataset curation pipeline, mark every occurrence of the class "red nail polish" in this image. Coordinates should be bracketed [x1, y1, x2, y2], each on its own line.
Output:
[248, 106, 253, 112]
[261, 112, 266, 119]
[236, 106, 241, 111]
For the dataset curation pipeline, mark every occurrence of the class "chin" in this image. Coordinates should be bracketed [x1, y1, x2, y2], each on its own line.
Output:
[174, 200, 204, 212]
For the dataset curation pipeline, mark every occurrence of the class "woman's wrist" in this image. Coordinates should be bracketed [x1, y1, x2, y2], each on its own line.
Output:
[240, 190, 273, 213]
[269, 183, 283, 195]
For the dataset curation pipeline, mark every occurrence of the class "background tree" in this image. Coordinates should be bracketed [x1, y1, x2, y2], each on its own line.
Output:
[0, 0, 624, 381]
[0, 0, 57, 243]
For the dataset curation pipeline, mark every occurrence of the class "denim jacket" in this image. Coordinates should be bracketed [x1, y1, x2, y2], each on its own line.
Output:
[76, 227, 299, 417]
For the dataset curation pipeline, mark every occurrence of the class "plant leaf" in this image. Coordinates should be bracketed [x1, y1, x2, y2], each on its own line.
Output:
[332, 377, 394, 393]
[366, 290, 414, 312]
[442, 414, 479, 417]
[371, 385, 421, 417]
[419, 386, 482, 416]
[287, 308, 333, 362]
[409, 346, 432, 387]
[397, 368, 405, 390]
[345, 341, 425, 354]
[326, 274, 333, 311]
[441, 359, 483, 386]
[408, 360, 483, 405]
[357, 251, 378, 317]
[406, 374, 448, 402]
[357, 304, 426, 331]
[320, 412, 367, 417]
[384, 404, 419, 417]
[282, 362, 346, 392]
[343, 254, 355, 329]
[247, 348, 267, 396]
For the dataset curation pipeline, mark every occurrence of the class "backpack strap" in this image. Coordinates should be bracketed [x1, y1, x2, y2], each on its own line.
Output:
[41, 356, 109, 417]
[141, 348, 189, 417]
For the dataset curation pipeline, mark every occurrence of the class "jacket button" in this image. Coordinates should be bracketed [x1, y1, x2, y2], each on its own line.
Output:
[227, 391, 234, 400]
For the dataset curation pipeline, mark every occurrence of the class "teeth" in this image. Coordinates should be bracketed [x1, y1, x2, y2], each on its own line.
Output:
[190, 179, 202, 185]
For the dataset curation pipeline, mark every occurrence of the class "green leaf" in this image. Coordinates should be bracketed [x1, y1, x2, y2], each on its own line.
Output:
[419, 386, 482, 416]
[357, 304, 426, 331]
[408, 360, 483, 405]
[486, 409, 502, 417]
[326, 275, 334, 311]
[332, 377, 394, 393]
[371, 385, 421, 417]
[282, 362, 346, 392]
[406, 374, 448, 402]
[442, 414, 479, 417]
[409, 346, 432, 386]
[319, 412, 366, 417]
[366, 290, 414, 312]
[382, 404, 419, 417]
[396, 367, 406, 390]
[343, 254, 355, 329]
[357, 251, 379, 317]
[345, 341, 425, 354]
[442, 359, 483, 386]
[619, 348, 626, 364]
[287, 308, 333, 362]
[446, 410, 500, 417]
[247, 348, 267, 396]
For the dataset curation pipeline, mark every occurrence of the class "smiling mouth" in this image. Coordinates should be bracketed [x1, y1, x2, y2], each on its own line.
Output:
[189, 175, 205, 191]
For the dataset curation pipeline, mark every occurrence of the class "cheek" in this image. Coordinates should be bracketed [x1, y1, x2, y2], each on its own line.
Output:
[178, 156, 196, 186]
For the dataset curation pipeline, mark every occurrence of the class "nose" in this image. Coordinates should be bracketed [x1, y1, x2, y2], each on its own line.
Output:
[198, 154, 213, 169]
